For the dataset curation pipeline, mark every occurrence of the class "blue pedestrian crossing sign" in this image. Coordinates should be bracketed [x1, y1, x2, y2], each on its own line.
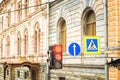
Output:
[84, 36, 101, 54]
[68, 42, 81, 56]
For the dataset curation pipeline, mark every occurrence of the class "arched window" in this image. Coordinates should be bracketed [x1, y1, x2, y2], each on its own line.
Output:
[35, 31, 37, 53]
[59, 18, 66, 52]
[84, 10, 96, 36]
[1, 39, 3, 58]
[24, 29, 28, 56]
[17, 32, 21, 56]
[6, 36, 10, 58]
[34, 23, 40, 54]
[8, 9, 11, 27]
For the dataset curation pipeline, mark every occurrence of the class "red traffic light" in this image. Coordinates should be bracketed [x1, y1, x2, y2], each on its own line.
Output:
[54, 45, 62, 53]
[49, 44, 63, 69]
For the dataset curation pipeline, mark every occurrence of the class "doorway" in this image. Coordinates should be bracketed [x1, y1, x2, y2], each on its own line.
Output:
[31, 68, 39, 80]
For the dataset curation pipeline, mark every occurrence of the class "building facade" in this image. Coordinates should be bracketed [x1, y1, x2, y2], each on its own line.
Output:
[0, 0, 120, 80]
[49, 0, 120, 80]
[0, 0, 48, 80]
[108, 0, 120, 79]
[49, 0, 106, 80]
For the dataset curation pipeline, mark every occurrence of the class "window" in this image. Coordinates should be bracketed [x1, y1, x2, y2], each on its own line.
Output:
[1, 16, 3, 31]
[6, 36, 10, 58]
[24, 71, 29, 79]
[84, 10, 96, 36]
[59, 77, 65, 80]
[35, 31, 37, 53]
[18, 1, 22, 21]
[59, 18, 66, 52]
[17, 71, 20, 77]
[6, 16, 9, 28]
[25, 0, 28, 16]
[17, 32, 21, 56]
[34, 23, 40, 54]
[24, 29, 28, 56]
[7, 69, 9, 75]
[8, 9, 11, 27]
[1, 39, 3, 58]
[34, 30, 40, 54]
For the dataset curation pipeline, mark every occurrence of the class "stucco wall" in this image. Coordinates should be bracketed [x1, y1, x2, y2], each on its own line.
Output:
[49, 0, 106, 79]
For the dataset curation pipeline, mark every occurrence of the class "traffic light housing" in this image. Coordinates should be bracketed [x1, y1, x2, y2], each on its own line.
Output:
[49, 45, 62, 69]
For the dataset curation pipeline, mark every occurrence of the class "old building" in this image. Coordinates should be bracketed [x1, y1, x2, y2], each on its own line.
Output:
[48, 0, 107, 80]
[0, 0, 48, 80]
[108, 0, 120, 79]
[0, 0, 120, 80]
[49, 0, 120, 80]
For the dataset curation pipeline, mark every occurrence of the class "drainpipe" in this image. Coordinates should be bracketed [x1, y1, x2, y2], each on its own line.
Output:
[105, 53, 108, 80]
[46, 0, 50, 80]
[104, 0, 108, 80]
[104, 0, 108, 48]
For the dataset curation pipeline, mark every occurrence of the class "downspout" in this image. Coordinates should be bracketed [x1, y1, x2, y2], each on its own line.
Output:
[104, 0, 108, 80]
[105, 0, 108, 48]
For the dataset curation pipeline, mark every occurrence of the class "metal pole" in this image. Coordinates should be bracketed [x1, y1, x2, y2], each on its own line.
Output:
[46, 0, 50, 80]
[105, 53, 109, 80]
[46, 53, 49, 80]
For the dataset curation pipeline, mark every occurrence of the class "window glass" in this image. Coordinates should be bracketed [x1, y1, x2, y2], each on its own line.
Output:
[18, 1, 22, 21]
[59, 19, 66, 52]
[18, 32, 21, 56]
[34, 23, 40, 54]
[35, 31, 37, 53]
[7, 36, 10, 57]
[24, 71, 29, 79]
[85, 10, 96, 36]
[17, 71, 20, 77]
[24, 29, 28, 55]
[59, 77, 65, 80]
[25, 0, 28, 16]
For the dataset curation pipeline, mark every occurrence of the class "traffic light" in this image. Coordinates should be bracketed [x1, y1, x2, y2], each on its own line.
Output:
[49, 45, 62, 69]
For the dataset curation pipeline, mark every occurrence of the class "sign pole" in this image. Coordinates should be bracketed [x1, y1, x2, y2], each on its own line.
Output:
[46, 0, 50, 80]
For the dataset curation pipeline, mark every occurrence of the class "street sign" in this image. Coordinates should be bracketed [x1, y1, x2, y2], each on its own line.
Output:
[68, 42, 81, 56]
[84, 36, 101, 54]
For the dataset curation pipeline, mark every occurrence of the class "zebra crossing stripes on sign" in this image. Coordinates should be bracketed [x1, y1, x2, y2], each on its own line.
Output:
[84, 36, 101, 54]
[87, 39, 98, 52]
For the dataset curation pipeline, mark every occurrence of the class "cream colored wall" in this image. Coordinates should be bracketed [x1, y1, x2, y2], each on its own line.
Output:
[0, 0, 47, 63]
[49, 0, 106, 79]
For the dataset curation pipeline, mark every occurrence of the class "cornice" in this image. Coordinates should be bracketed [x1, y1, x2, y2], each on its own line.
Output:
[0, 6, 47, 36]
